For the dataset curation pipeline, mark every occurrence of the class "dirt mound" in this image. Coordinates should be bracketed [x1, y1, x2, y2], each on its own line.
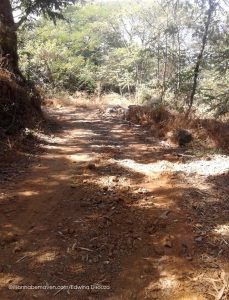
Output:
[126, 105, 172, 126]
[191, 118, 229, 151]
[126, 104, 229, 151]
[0, 69, 42, 134]
[166, 129, 193, 147]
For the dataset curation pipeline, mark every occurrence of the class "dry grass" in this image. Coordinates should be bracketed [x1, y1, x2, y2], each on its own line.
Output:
[164, 115, 229, 151]
[191, 119, 229, 151]
[125, 103, 229, 152]
[44, 92, 134, 110]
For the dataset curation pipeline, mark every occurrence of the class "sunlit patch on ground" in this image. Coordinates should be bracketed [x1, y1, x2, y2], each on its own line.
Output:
[113, 154, 229, 176]
[1, 224, 24, 237]
[17, 191, 39, 197]
[145, 273, 205, 299]
[69, 153, 96, 162]
[69, 263, 84, 274]
[0, 274, 23, 288]
[213, 223, 229, 238]
[159, 276, 180, 293]
[113, 159, 172, 176]
[36, 251, 58, 263]
[96, 175, 131, 189]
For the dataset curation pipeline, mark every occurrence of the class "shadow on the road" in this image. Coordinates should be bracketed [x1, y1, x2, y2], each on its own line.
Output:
[0, 107, 228, 299]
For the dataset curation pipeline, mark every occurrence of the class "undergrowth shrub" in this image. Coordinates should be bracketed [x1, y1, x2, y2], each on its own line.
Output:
[0, 69, 42, 134]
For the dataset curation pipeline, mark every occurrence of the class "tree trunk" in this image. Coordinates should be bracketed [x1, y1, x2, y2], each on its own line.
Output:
[177, 30, 181, 91]
[0, 0, 22, 79]
[186, 0, 215, 116]
[161, 31, 168, 102]
[157, 39, 160, 86]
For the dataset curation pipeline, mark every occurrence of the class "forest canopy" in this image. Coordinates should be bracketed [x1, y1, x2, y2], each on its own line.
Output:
[16, 0, 229, 116]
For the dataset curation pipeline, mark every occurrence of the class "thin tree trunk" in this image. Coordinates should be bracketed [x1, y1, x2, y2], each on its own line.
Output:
[186, 0, 215, 116]
[157, 40, 160, 86]
[173, 0, 181, 92]
[0, 0, 23, 79]
[119, 86, 123, 96]
[97, 81, 102, 101]
[161, 31, 168, 102]
[177, 30, 181, 91]
[127, 83, 130, 94]
[44, 60, 55, 87]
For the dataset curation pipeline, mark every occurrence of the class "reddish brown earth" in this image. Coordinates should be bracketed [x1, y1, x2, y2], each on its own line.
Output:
[0, 105, 228, 299]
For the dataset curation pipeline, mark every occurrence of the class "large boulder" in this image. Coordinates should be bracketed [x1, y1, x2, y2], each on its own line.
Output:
[166, 129, 193, 147]
[176, 129, 193, 146]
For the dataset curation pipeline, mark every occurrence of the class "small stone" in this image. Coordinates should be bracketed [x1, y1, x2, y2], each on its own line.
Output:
[67, 228, 75, 234]
[195, 236, 203, 242]
[163, 237, 173, 248]
[143, 264, 152, 274]
[87, 163, 96, 170]
[147, 226, 155, 234]
[159, 210, 171, 220]
[186, 256, 193, 261]
[70, 184, 77, 188]
[13, 246, 22, 253]
[3, 233, 18, 244]
[112, 177, 119, 182]
[93, 256, 99, 263]
[62, 229, 69, 235]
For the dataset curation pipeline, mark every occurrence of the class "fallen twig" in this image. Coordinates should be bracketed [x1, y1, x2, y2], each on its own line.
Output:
[16, 255, 29, 263]
[54, 286, 65, 296]
[77, 246, 94, 252]
[215, 283, 227, 300]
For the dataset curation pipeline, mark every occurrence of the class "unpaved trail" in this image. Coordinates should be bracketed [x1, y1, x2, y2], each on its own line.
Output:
[0, 106, 228, 300]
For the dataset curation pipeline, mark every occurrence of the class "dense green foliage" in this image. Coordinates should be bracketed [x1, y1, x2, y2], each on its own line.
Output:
[18, 0, 229, 116]
[12, 0, 77, 26]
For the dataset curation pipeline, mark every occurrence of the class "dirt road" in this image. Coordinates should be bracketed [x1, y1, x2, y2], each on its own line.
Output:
[0, 105, 228, 299]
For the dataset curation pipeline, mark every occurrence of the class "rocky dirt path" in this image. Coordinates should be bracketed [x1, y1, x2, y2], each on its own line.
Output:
[0, 105, 228, 300]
